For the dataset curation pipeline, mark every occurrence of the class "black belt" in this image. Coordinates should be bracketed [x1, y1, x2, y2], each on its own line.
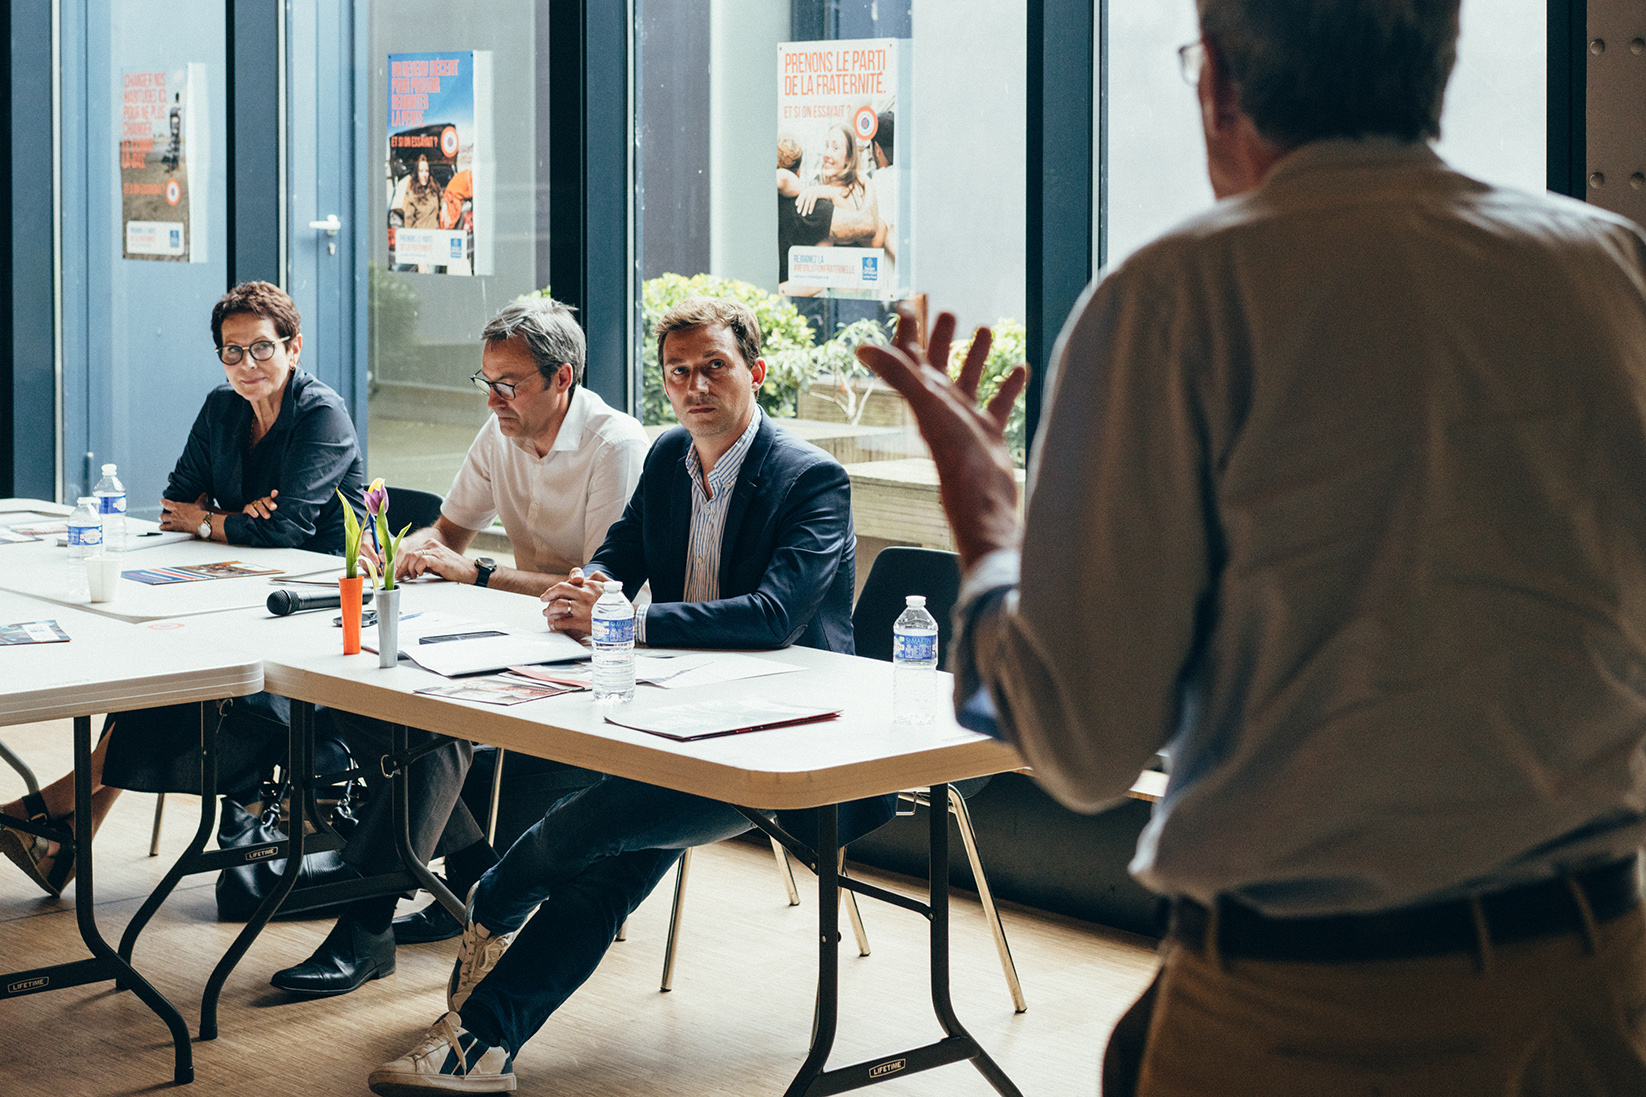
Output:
[1169, 856, 1642, 964]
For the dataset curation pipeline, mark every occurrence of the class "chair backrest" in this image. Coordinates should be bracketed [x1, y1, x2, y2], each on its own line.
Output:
[851, 546, 962, 666]
[385, 486, 445, 534]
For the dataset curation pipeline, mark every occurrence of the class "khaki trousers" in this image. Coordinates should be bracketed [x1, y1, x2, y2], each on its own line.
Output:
[1132, 906, 1646, 1097]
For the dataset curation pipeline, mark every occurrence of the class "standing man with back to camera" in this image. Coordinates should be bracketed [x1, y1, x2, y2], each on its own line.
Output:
[861, 1, 1646, 1094]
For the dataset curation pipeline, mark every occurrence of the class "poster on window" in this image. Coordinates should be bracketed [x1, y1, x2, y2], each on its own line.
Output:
[387, 51, 493, 276]
[776, 39, 910, 300]
[120, 64, 209, 263]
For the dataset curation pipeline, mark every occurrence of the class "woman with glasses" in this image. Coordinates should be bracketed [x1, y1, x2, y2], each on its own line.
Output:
[0, 281, 366, 897]
[157, 280, 368, 551]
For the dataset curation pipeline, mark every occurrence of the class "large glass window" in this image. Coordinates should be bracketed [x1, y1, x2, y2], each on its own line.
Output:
[1104, 0, 1547, 267]
[365, 1, 546, 522]
[634, 0, 1028, 561]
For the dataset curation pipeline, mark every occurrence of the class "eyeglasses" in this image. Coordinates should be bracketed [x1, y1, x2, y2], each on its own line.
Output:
[470, 368, 542, 401]
[217, 337, 289, 366]
[1177, 40, 1206, 86]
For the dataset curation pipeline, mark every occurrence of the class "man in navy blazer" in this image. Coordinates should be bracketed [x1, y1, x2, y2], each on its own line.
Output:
[370, 297, 887, 1095]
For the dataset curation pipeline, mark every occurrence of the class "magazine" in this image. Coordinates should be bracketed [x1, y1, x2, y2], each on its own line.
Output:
[0, 620, 70, 646]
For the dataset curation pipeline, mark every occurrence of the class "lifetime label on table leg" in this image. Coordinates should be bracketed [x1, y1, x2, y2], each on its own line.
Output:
[9, 976, 49, 994]
[244, 846, 279, 862]
[869, 1059, 907, 1079]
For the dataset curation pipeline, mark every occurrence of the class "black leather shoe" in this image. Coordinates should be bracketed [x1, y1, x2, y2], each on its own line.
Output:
[392, 900, 463, 944]
[270, 916, 396, 996]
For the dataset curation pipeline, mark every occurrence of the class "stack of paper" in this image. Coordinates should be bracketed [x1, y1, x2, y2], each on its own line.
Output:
[365, 611, 590, 677]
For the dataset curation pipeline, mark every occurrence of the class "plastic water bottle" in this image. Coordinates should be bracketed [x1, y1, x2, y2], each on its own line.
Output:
[893, 594, 940, 724]
[66, 497, 102, 600]
[93, 463, 126, 554]
[591, 580, 636, 702]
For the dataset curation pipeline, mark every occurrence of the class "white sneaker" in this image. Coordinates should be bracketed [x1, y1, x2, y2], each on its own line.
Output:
[448, 887, 517, 1013]
[367, 1011, 515, 1095]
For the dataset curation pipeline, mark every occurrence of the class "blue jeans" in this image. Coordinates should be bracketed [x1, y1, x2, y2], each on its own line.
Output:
[459, 775, 763, 1055]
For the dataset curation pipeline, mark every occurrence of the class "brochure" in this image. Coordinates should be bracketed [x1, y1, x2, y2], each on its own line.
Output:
[0, 528, 39, 544]
[415, 676, 578, 706]
[122, 560, 283, 585]
[604, 697, 841, 742]
[0, 620, 70, 646]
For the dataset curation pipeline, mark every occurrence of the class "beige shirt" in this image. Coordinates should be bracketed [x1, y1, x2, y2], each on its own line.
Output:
[957, 139, 1646, 916]
[441, 386, 650, 576]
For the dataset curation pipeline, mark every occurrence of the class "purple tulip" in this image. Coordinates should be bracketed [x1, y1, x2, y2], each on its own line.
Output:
[363, 478, 389, 518]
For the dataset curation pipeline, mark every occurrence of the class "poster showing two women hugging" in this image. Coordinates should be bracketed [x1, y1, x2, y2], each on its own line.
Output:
[777, 39, 909, 300]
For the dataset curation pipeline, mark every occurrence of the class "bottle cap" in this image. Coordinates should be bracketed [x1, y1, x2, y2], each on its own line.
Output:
[78, 497, 96, 505]
[906, 595, 926, 606]
[101, 463, 117, 474]
[604, 580, 623, 593]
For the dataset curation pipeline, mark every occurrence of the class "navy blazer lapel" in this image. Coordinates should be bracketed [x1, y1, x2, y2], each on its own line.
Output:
[718, 416, 777, 593]
[663, 434, 693, 601]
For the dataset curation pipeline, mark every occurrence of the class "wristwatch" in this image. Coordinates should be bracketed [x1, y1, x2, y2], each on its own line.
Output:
[196, 517, 212, 541]
[473, 557, 497, 587]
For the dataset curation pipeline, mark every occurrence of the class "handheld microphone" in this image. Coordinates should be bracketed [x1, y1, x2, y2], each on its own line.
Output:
[267, 586, 375, 616]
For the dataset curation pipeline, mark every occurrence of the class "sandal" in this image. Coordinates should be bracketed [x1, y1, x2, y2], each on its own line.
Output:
[0, 793, 76, 898]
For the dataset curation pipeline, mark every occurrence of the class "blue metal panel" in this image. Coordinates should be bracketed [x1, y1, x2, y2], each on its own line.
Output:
[230, 0, 281, 285]
[8, 1, 57, 498]
[1026, 0, 1094, 446]
[286, 0, 358, 420]
[64, 2, 229, 515]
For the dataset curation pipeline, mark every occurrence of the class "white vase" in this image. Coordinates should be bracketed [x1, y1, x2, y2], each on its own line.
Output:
[377, 586, 402, 669]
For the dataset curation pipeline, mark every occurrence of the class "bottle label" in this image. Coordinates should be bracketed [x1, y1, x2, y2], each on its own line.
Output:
[69, 524, 102, 548]
[97, 494, 126, 514]
[894, 632, 937, 663]
[592, 615, 634, 644]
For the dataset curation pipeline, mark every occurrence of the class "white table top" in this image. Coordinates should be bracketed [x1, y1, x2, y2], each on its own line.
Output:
[163, 580, 1025, 811]
[0, 512, 342, 623]
[0, 590, 263, 727]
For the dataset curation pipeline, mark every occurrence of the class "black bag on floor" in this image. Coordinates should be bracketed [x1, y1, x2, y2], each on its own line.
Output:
[214, 765, 364, 921]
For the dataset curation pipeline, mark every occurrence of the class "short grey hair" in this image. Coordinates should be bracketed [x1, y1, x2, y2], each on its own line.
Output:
[481, 296, 586, 390]
[1197, 0, 1460, 148]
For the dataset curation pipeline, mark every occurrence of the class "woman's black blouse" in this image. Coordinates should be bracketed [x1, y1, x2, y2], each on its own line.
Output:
[164, 370, 367, 555]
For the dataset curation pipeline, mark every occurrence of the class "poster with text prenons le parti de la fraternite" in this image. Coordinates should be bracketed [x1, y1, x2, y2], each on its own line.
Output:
[776, 38, 909, 301]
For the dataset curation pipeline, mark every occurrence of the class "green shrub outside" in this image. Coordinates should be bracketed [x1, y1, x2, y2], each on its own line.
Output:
[522, 276, 1027, 467]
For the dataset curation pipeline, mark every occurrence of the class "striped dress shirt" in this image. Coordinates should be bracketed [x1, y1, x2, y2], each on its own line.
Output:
[636, 407, 762, 642]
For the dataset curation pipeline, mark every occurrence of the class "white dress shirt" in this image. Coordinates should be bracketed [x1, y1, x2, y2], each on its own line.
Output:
[956, 139, 1646, 916]
[441, 386, 650, 577]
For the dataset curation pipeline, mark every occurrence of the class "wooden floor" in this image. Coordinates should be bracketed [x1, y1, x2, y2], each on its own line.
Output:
[0, 717, 1159, 1096]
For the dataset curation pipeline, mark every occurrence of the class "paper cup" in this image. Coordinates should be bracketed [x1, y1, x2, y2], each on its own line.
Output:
[86, 555, 122, 603]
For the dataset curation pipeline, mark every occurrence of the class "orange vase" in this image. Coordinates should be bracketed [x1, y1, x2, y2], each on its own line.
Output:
[339, 576, 364, 654]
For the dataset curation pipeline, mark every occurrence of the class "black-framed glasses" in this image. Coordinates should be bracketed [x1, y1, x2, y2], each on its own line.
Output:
[217, 337, 289, 366]
[1177, 41, 1206, 86]
[470, 368, 542, 400]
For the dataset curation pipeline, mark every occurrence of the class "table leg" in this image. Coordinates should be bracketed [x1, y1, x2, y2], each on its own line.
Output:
[390, 724, 462, 919]
[200, 699, 314, 1040]
[784, 804, 840, 1097]
[65, 714, 196, 1084]
[764, 786, 1022, 1097]
[119, 700, 222, 964]
[926, 783, 1020, 1095]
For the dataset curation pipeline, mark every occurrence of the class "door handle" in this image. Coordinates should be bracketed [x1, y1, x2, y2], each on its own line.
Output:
[308, 214, 342, 237]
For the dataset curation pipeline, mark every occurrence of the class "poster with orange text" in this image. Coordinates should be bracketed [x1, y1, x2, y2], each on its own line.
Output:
[776, 38, 909, 300]
[386, 51, 493, 276]
[121, 64, 209, 262]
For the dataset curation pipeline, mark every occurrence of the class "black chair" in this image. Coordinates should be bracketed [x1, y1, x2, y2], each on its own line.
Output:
[847, 546, 1024, 1011]
[383, 485, 445, 535]
[660, 546, 1026, 1011]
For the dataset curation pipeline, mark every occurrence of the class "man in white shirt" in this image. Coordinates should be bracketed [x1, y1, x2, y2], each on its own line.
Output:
[271, 296, 649, 997]
[394, 299, 649, 591]
[861, 1, 1646, 1094]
